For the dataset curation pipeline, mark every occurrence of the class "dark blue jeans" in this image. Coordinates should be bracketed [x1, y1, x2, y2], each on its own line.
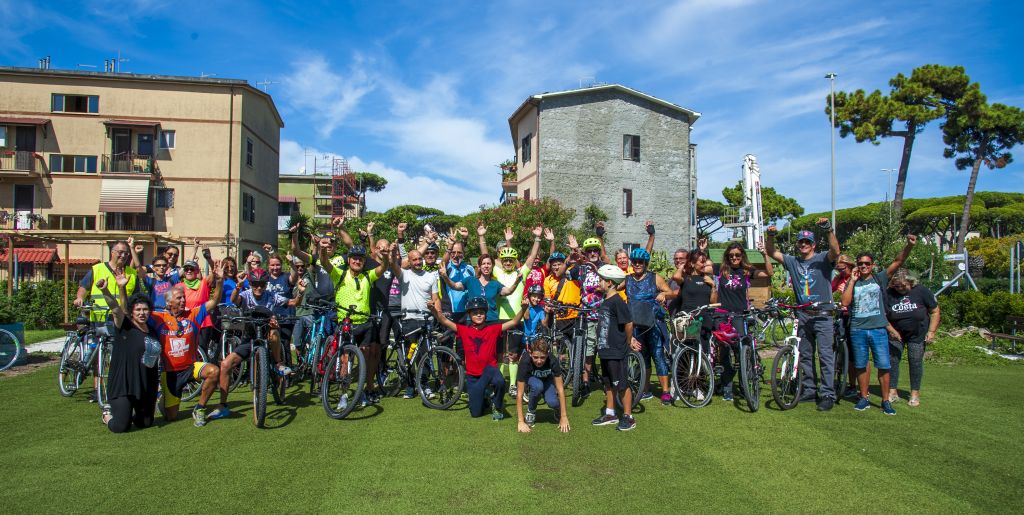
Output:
[466, 365, 505, 417]
[526, 375, 559, 412]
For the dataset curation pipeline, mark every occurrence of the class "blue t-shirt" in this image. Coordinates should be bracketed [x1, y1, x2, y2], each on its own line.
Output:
[782, 252, 834, 304]
[445, 261, 476, 313]
[523, 304, 545, 340]
[462, 276, 502, 321]
[850, 270, 889, 330]
[266, 274, 293, 316]
[143, 275, 178, 310]
[221, 278, 248, 306]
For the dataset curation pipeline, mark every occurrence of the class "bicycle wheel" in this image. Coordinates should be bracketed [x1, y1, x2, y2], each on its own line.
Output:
[222, 334, 246, 392]
[0, 328, 21, 371]
[181, 347, 209, 402]
[94, 338, 113, 408]
[321, 344, 366, 419]
[252, 345, 269, 428]
[672, 344, 713, 408]
[770, 344, 802, 410]
[416, 346, 465, 410]
[832, 334, 848, 401]
[57, 334, 84, 396]
[377, 344, 405, 398]
[570, 336, 586, 407]
[739, 339, 761, 412]
[614, 351, 646, 411]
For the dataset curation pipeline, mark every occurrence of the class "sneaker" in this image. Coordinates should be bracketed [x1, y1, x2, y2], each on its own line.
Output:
[816, 397, 834, 411]
[101, 404, 112, 425]
[592, 413, 618, 426]
[908, 396, 920, 407]
[616, 415, 637, 431]
[722, 390, 734, 402]
[799, 391, 817, 403]
[881, 400, 896, 416]
[336, 394, 348, 412]
[424, 387, 436, 399]
[491, 407, 504, 421]
[208, 406, 231, 420]
[192, 406, 207, 427]
[525, 410, 536, 427]
[660, 393, 672, 405]
[508, 385, 518, 398]
[359, 394, 369, 408]
[371, 392, 382, 404]
[695, 390, 706, 402]
[403, 388, 415, 399]
[843, 386, 859, 399]
[639, 391, 654, 402]
[854, 397, 870, 411]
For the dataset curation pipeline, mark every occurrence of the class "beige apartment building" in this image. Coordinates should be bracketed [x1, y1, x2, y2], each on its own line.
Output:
[0, 66, 283, 280]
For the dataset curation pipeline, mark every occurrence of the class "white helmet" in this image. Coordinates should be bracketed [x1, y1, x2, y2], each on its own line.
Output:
[597, 264, 626, 284]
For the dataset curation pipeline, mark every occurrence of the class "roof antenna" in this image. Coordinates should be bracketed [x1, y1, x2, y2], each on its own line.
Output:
[256, 79, 279, 92]
[38, 56, 51, 69]
[200, 72, 217, 78]
[578, 76, 595, 88]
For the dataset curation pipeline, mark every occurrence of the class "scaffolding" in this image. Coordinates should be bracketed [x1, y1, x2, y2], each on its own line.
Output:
[311, 157, 361, 219]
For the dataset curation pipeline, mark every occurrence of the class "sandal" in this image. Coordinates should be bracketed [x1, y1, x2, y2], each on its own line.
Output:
[908, 397, 920, 407]
[888, 392, 900, 403]
[101, 404, 113, 426]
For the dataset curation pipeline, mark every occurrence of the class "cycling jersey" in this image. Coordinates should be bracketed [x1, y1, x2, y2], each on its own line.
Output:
[329, 267, 379, 324]
[543, 274, 581, 320]
[149, 305, 207, 373]
[494, 264, 529, 320]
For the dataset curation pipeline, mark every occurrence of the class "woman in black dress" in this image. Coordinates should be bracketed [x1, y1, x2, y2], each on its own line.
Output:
[98, 272, 161, 432]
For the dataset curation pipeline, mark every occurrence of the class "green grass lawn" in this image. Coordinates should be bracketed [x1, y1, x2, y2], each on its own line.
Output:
[24, 329, 66, 345]
[1, 360, 1022, 513]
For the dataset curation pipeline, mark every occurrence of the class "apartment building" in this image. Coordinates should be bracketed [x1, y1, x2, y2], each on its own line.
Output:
[0, 66, 283, 272]
[506, 84, 700, 253]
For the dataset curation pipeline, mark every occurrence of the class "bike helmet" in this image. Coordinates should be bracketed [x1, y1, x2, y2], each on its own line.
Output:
[527, 284, 544, 296]
[348, 245, 367, 257]
[582, 237, 602, 251]
[465, 296, 489, 312]
[597, 264, 626, 284]
[547, 251, 567, 262]
[248, 268, 270, 283]
[712, 322, 738, 345]
[424, 242, 440, 253]
[629, 247, 651, 262]
[498, 247, 519, 260]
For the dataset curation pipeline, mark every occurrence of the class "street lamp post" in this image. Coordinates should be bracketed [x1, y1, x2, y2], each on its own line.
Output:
[826, 73, 838, 230]
[881, 168, 897, 221]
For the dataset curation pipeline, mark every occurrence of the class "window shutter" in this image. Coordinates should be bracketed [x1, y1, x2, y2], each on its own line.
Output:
[631, 135, 641, 161]
[74, 156, 87, 172]
[86, 156, 98, 173]
[87, 96, 99, 113]
[50, 154, 62, 172]
[51, 94, 64, 112]
[623, 188, 633, 215]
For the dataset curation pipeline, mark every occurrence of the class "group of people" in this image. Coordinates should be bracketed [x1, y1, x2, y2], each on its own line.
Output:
[73, 213, 940, 434]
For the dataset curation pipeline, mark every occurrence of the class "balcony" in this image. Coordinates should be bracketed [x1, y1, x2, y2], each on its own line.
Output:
[103, 213, 154, 232]
[0, 211, 46, 230]
[0, 151, 38, 174]
[102, 153, 156, 175]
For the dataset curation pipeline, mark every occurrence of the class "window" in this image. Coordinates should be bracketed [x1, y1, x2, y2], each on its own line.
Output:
[623, 188, 633, 216]
[246, 137, 254, 167]
[523, 189, 530, 201]
[159, 130, 176, 149]
[155, 188, 175, 208]
[623, 242, 641, 252]
[242, 192, 256, 223]
[49, 154, 97, 173]
[623, 134, 640, 161]
[47, 215, 96, 231]
[521, 133, 532, 163]
[0, 126, 6, 147]
[51, 94, 99, 113]
[278, 201, 298, 216]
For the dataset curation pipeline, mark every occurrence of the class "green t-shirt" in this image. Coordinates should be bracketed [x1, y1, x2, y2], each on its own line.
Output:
[328, 266, 379, 325]
[494, 264, 528, 320]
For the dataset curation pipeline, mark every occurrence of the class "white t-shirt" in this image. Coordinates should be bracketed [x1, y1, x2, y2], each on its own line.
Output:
[400, 268, 439, 319]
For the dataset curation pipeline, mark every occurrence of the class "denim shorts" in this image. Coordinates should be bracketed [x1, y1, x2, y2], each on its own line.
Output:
[850, 327, 890, 370]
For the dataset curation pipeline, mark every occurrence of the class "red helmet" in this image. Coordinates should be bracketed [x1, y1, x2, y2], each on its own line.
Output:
[712, 322, 738, 345]
[248, 268, 270, 284]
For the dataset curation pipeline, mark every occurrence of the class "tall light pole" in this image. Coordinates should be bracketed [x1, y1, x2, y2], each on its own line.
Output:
[826, 73, 837, 229]
[881, 167, 897, 221]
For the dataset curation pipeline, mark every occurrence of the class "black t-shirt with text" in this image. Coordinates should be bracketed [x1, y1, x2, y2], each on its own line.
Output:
[596, 294, 632, 360]
[885, 285, 937, 334]
[516, 353, 563, 383]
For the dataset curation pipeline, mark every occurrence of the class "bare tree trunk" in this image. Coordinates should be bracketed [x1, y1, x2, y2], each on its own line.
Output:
[956, 156, 984, 253]
[892, 123, 916, 214]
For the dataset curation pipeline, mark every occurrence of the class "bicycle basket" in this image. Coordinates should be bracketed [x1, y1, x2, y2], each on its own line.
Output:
[219, 306, 245, 332]
[671, 314, 701, 341]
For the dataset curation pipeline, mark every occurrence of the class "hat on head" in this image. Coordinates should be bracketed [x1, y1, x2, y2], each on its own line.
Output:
[597, 264, 626, 284]
[348, 245, 367, 257]
[796, 230, 815, 242]
[183, 260, 199, 270]
[425, 242, 440, 252]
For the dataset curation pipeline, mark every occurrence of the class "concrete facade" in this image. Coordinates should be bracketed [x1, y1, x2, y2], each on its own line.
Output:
[0, 67, 283, 263]
[508, 85, 699, 254]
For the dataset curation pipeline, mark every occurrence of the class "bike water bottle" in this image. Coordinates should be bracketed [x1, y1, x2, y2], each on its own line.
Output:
[407, 343, 417, 361]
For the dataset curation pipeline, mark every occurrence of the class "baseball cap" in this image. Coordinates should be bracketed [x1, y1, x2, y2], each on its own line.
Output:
[183, 260, 199, 270]
[796, 230, 815, 242]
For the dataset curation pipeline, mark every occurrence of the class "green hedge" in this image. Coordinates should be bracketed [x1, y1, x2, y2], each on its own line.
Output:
[0, 280, 75, 330]
[938, 290, 1024, 331]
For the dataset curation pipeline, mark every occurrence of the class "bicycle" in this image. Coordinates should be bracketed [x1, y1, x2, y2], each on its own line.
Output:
[290, 301, 337, 397]
[670, 303, 719, 408]
[751, 297, 795, 347]
[0, 325, 23, 372]
[319, 304, 371, 419]
[57, 304, 118, 410]
[543, 300, 599, 407]
[402, 310, 464, 410]
[219, 307, 287, 428]
[769, 301, 842, 410]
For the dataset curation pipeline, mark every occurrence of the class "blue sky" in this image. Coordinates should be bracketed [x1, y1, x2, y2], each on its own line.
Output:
[3, 0, 1022, 216]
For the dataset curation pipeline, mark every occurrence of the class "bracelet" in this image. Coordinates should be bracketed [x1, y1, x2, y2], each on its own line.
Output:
[534, 237, 541, 242]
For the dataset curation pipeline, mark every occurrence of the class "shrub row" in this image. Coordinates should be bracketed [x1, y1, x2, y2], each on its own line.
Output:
[0, 280, 74, 330]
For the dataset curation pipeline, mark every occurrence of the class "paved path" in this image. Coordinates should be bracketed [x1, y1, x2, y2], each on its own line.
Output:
[26, 337, 67, 354]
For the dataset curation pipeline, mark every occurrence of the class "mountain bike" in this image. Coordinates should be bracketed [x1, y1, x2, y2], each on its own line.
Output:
[403, 311, 464, 410]
[219, 307, 286, 428]
[290, 301, 336, 396]
[0, 326, 23, 372]
[319, 305, 371, 419]
[770, 301, 840, 410]
[542, 300, 597, 407]
[751, 297, 794, 347]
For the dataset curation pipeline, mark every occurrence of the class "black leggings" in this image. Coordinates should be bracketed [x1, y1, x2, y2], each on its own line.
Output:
[107, 394, 156, 433]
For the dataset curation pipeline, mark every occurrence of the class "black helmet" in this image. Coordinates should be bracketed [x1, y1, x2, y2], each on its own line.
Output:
[527, 284, 544, 296]
[248, 268, 270, 283]
[348, 245, 367, 257]
[465, 296, 488, 312]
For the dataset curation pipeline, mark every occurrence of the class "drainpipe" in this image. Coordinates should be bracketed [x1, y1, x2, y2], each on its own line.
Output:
[226, 88, 235, 257]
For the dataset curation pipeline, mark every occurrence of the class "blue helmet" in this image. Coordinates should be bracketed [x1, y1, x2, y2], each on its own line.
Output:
[629, 247, 651, 262]
[547, 251, 567, 262]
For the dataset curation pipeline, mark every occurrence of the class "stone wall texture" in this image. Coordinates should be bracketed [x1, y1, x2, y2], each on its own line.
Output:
[536, 89, 695, 254]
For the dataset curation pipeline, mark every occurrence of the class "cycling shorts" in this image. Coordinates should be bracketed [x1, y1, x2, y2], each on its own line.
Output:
[161, 361, 209, 409]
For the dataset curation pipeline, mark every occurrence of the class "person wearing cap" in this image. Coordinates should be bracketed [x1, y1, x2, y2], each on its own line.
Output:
[565, 228, 611, 393]
[590, 264, 640, 431]
[841, 235, 916, 415]
[765, 218, 841, 411]
[831, 254, 860, 398]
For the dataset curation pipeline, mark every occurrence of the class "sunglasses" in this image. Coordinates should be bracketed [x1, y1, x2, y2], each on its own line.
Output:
[727, 253, 743, 258]
[250, 282, 267, 288]
[630, 260, 647, 265]
[857, 262, 873, 266]
[797, 240, 813, 245]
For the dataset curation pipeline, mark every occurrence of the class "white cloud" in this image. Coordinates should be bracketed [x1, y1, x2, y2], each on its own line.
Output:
[282, 55, 375, 138]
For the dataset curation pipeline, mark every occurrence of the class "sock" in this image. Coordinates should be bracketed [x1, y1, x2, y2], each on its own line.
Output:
[499, 362, 508, 379]
[605, 408, 615, 416]
[196, 404, 205, 410]
[508, 363, 518, 386]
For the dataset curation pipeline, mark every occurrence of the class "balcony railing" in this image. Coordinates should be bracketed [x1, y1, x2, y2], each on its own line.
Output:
[0, 211, 45, 230]
[102, 153, 155, 174]
[103, 213, 154, 232]
[0, 151, 37, 173]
